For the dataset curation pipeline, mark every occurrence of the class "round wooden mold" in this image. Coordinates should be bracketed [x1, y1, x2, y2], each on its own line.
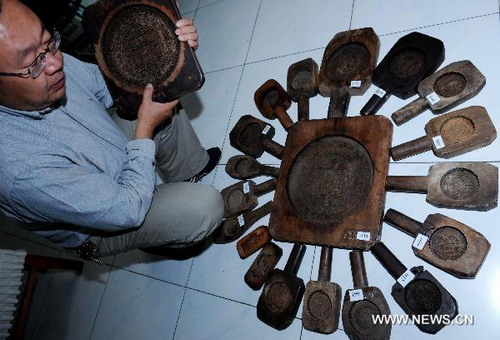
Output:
[95, 1, 185, 94]
[439, 167, 480, 201]
[388, 48, 426, 79]
[324, 43, 371, 83]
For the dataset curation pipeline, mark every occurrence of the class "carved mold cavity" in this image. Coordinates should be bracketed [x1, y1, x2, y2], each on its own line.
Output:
[267, 282, 292, 312]
[307, 290, 332, 320]
[263, 90, 280, 108]
[239, 123, 263, 148]
[440, 116, 475, 144]
[101, 5, 180, 89]
[440, 168, 480, 200]
[326, 43, 370, 82]
[389, 48, 425, 79]
[430, 226, 468, 261]
[292, 70, 313, 90]
[350, 300, 381, 334]
[404, 279, 442, 315]
[286, 135, 374, 224]
[434, 72, 467, 98]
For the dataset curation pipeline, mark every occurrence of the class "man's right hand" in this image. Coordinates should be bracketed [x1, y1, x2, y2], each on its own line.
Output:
[135, 83, 179, 140]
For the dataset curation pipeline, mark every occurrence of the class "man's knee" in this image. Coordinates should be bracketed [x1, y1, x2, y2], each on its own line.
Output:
[190, 184, 224, 237]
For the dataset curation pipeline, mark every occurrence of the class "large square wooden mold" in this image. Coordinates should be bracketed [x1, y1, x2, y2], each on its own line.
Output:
[269, 116, 393, 250]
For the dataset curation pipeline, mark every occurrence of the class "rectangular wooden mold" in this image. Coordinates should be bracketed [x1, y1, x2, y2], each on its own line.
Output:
[269, 116, 393, 249]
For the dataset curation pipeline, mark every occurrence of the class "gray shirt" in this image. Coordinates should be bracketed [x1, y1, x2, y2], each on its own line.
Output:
[0, 54, 156, 247]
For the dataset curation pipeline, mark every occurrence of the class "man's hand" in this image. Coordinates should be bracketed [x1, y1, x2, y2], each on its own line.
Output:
[135, 84, 179, 140]
[175, 18, 198, 49]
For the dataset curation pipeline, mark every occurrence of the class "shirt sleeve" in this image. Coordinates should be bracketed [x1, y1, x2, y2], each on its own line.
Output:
[8, 139, 157, 232]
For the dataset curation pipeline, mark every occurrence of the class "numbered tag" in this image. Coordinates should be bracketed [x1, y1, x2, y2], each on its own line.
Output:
[397, 269, 415, 287]
[349, 289, 364, 302]
[237, 215, 245, 227]
[375, 87, 387, 98]
[262, 125, 271, 135]
[243, 182, 250, 193]
[350, 80, 362, 88]
[426, 92, 441, 105]
[413, 233, 429, 250]
[432, 136, 445, 149]
[356, 231, 371, 241]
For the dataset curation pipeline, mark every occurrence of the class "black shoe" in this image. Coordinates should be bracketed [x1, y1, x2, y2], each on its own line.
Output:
[185, 147, 221, 183]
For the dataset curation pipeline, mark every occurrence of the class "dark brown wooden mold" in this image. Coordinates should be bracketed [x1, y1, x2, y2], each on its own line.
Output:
[383, 209, 491, 278]
[269, 116, 392, 249]
[237, 226, 272, 259]
[392, 60, 486, 125]
[229, 115, 284, 159]
[342, 251, 391, 340]
[370, 242, 458, 334]
[245, 242, 283, 291]
[391, 106, 497, 161]
[213, 201, 274, 244]
[82, 0, 204, 119]
[221, 178, 277, 217]
[254, 80, 294, 130]
[386, 162, 498, 211]
[257, 243, 306, 330]
[318, 28, 379, 118]
[287, 58, 319, 121]
[225, 155, 280, 180]
[302, 247, 341, 334]
[360, 31, 444, 116]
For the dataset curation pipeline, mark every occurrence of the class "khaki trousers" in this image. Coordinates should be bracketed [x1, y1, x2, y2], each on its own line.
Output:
[89, 109, 223, 257]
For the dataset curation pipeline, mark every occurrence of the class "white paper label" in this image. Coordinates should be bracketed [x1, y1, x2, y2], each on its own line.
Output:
[351, 80, 362, 88]
[243, 182, 250, 193]
[375, 87, 387, 97]
[426, 92, 441, 105]
[237, 215, 245, 227]
[397, 269, 415, 287]
[356, 231, 371, 241]
[349, 289, 364, 302]
[413, 233, 429, 250]
[262, 125, 271, 135]
[432, 135, 445, 149]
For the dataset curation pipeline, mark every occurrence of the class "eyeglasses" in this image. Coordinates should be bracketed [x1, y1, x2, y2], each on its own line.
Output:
[0, 31, 61, 79]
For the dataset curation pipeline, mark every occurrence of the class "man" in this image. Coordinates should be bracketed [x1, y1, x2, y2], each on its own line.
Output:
[0, 0, 224, 259]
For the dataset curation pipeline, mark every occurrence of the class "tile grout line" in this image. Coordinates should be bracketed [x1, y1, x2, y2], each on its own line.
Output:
[88, 257, 115, 340]
[348, 0, 356, 30]
[171, 257, 196, 340]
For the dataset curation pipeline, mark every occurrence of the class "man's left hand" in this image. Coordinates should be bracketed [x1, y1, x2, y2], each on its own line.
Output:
[176, 18, 199, 50]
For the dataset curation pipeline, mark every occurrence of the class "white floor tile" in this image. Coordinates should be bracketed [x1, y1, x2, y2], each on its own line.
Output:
[175, 288, 302, 340]
[183, 66, 243, 153]
[28, 260, 112, 340]
[246, 0, 353, 63]
[194, 0, 261, 72]
[91, 269, 185, 340]
[113, 249, 193, 286]
[197, 0, 220, 9]
[178, 0, 199, 15]
[351, 0, 498, 36]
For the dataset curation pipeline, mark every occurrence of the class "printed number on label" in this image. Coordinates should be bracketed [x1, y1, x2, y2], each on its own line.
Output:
[237, 215, 245, 227]
[351, 80, 362, 88]
[413, 233, 429, 250]
[375, 88, 387, 97]
[243, 182, 250, 193]
[349, 289, 364, 302]
[432, 136, 445, 149]
[262, 125, 271, 135]
[426, 92, 441, 105]
[356, 231, 371, 241]
[397, 269, 415, 287]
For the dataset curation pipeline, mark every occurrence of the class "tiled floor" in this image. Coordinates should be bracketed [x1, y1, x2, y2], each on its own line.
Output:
[1, 0, 500, 339]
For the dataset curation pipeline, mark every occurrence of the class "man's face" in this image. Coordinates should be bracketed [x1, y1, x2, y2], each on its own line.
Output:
[0, 0, 65, 111]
